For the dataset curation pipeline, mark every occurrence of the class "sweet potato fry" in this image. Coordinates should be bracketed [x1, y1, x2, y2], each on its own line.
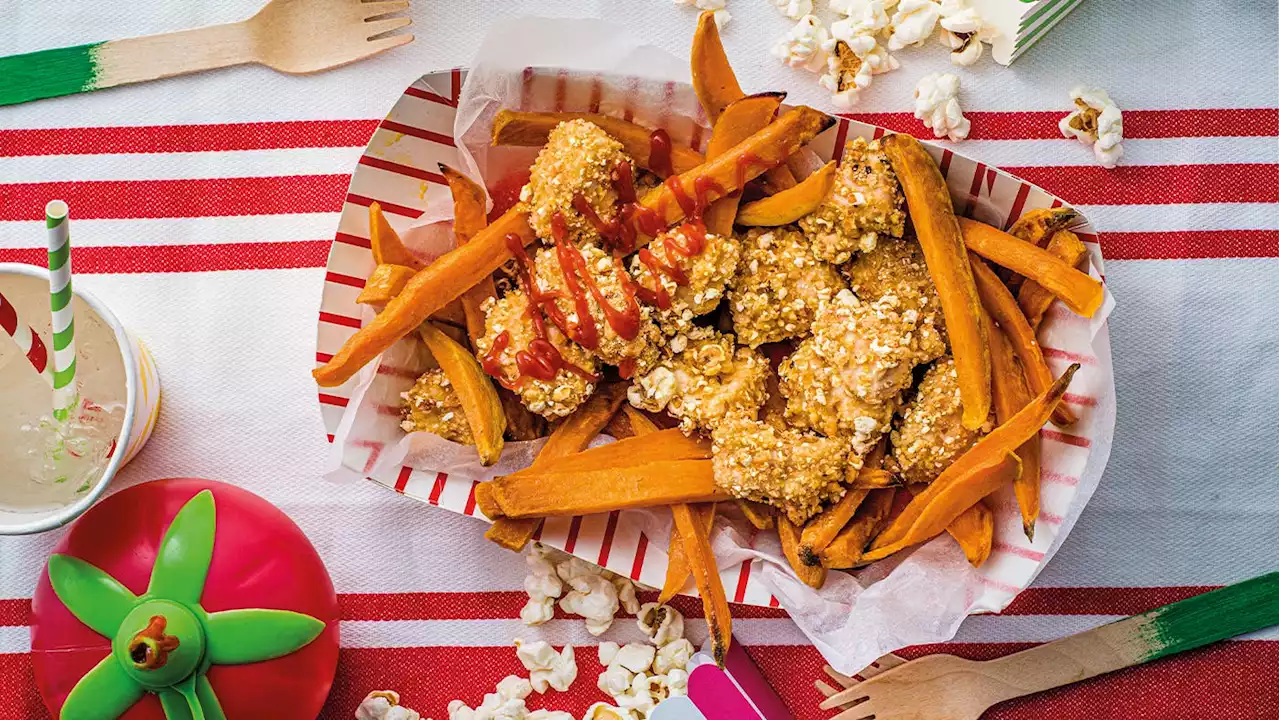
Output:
[490, 460, 729, 519]
[602, 411, 634, 439]
[356, 263, 416, 306]
[418, 322, 506, 466]
[499, 391, 545, 441]
[474, 482, 502, 519]
[531, 428, 711, 475]
[882, 133, 991, 431]
[645, 106, 834, 228]
[849, 469, 900, 489]
[660, 501, 716, 604]
[941, 498, 994, 567]
[441, 164, 499, 345]
[736, 161, 837, 227]
[986, 313, 1041, 542]
[867, 363, 1079, 557]
[736, 499, 776, 530]
[484, 383, 628, 550]
[1019, 229, 1089, 330]
[672, 501, 733, 667]
[313, 208, 536, 387]
[1003, 207, 1080, 290]
[702, 93, 786, 237]
[370, 202, 424, 270]
[820, 488, 896, 569]
[622, 405, 662, 435]
[958, 217, 1103, 318]
[970, 254, 1077, 427]
[798, 440, 887, 564]
[690, 12, 796, 191]
[779, 517, 828, 589]
[491, 110, 703, 177]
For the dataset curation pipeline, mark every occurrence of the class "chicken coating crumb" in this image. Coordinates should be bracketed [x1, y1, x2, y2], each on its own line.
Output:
[779, 288, 946, 455]
[475, 289, 599, 418]
[533, 243, 661, 374]
[629, 225, 741, 337]
[520, 119, 632, 246]
[889, 356, 991, 484]
[842, 237, 946, 344]
[400, 368, 473, 444]
[798, 138, 906, 264]
[711, 415, 849, 525]
[729, 226, 846, 348]
[627, 328, 768, 433]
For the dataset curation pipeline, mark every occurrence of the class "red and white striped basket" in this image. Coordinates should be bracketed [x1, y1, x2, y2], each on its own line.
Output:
[314, 68, 1115, 613]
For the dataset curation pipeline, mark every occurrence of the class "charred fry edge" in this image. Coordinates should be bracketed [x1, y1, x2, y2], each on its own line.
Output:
[672, 502, 733, 667]
[779, 517, 828, 589]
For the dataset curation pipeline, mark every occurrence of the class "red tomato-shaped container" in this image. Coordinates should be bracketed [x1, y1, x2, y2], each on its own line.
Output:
[30, 478, 340, 719]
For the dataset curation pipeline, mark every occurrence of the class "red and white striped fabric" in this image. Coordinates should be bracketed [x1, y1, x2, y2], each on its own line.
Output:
[0, 2, 1275, 719]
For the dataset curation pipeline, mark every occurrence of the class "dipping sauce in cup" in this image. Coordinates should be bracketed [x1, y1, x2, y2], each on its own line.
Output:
[0, 264, 159, 534]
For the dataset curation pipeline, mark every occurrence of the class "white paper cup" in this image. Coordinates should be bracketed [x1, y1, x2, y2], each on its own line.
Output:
[0, 263, 160, 535]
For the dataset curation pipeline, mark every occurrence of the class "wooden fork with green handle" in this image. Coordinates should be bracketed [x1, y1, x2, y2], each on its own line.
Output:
[0, 0, 412, 107]
[818, 572, 1279, 720]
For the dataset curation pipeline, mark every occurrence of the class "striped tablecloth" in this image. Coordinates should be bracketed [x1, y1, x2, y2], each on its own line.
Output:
[1, 2, 1276, 718]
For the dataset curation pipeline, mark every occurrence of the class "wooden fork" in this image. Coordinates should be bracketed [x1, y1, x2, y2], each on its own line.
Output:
[816, 572, 1278, 720]
[0, 0, 413, 106]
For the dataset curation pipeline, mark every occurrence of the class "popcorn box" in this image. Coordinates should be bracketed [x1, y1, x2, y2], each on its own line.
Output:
[651, 644, 790, 720]
[314, 18, 1115, 674]
[973, 0, 1087, 65]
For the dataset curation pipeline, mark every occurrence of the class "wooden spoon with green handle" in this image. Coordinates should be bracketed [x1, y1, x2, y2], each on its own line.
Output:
[818, 572, 1279, 720]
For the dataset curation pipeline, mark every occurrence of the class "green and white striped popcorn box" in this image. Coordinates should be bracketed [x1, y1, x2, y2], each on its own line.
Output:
[975, 0, 1086, 65]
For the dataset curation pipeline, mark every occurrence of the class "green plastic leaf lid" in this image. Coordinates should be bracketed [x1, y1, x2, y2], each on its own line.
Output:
[46, 490, 327, 720]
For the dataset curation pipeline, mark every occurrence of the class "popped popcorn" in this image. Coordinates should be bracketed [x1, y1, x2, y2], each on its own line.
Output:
[559, 572, 621, 636]
[515, 640, 579, 693]
[615, 674, 661, 717]
[653, 639, 695, 675]
[830, 0, 891, 39]
[820, 36, 898, 109]
[613, 643, 657, 674]
[664, 668, 690, 697]
[521, 543, 565, 626]
[597, 664, 634, 696]
[937, 0, 997, 66]
[1059, 86, 1124, 168]
[771, 15, 833, 73]
[830, 0, 899, 15]
[612, 575, 642, 615]
[772, 0, 812, 20]
[496, 676, 534, 702]
[356, 691, 423, 720]
[636, 603, 684, 646]
[583, 704, 630, 720]
[913, 72, 970, 141]
[526, 713, 574, 720]
[887, 0, 941, 51]
[598, 641, 621, 667]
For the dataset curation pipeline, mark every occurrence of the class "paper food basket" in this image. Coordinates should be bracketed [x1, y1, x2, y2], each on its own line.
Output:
[314, 22, 1115, 673]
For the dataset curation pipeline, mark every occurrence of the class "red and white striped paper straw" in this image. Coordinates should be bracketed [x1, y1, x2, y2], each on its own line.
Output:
[0, 288, 51, 384]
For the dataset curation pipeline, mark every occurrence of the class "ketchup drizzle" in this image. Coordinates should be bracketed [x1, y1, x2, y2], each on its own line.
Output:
[648, 129, 674, 178]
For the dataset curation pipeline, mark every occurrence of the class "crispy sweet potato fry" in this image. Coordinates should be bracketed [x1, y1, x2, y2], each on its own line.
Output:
[660, 502, 716, 604]
[484, 384, 629, 550]
[690, 12, 796, 191]
[970, 254, 1077, 427]
[820, 488, 896, 569]
[958, 217, 1103, 318]
[491, 110, 703, 177]
[780, 517, 828, 589]
[986, 314, 1042, 541]
[942, 497, 994, 567]
[868, 363, 1079, 556]
[882, 133, 991, 431]
[357, 263, 416, 306]
[798, 440, 887, 565]
[1004, 207, 1080, 290]
[313, 208, 536, 387]
[474, 482, 502, 519]
[702, 93, 786, 236]
[370, 202, 425, 270]
[849, 469, 899, 489]
[532, 428, 711, 475]
[736, 499, 776, 530]
[1019, 229, 1089, 330]
[489, 460, 727, 518]
[441, 164, 500, 345]
[736, 161, 837, 227]
[418, 322, 507, 466]
[623, 405, 662, 435]
[672, 502, 733, 667]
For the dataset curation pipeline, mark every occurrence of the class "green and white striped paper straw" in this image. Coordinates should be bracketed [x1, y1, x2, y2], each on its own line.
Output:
[46, 200, 78, 422]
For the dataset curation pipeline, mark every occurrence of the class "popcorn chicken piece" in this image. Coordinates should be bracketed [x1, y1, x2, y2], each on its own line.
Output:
[842, 236, 947, 342]
[628, 328, 768, 433]
[779, 287, 946, 456]
[400, 368, 473, 444]
[889, 355, 991, 484]
[729, 226, 846, 347]
[521, 119, 633, 246]
[798, 138, 906, 264]
[533, 243, 661, 373]
[475, 289, 599, 419]
[628, 225, 741, 337]
[711, 414, 849, 524]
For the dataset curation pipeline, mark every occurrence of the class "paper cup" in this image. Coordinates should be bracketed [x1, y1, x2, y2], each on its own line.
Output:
[0, 263, 160, 535]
